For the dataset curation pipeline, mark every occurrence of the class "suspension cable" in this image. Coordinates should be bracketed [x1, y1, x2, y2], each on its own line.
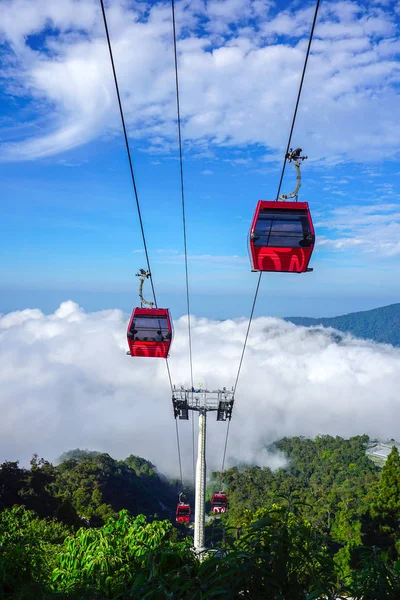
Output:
[276, 0, 321, 200]
[99, 0, 157, 306]
[219, 272, 261, 479]
[175, 420, 184, 488]
[100, 0, 182, 475]
[165, 359, 174, 392]
[171, 0, 196, 490]
[220, 0, 321, 476]
[221, 420, 231, 475]
[233, 272, 262, 396]
[166, 359, 183, 488]
[171, 0, 194, 391]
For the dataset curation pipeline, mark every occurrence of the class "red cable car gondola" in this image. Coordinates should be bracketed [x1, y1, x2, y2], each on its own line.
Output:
[248, 148, 315, 274]
[176, 492, 191, 523]
[249, 200, 315, 273]
[176, 502, 191, 523]
[127, 307, 173, 358]
[211, 492, 228, 514]
[126, 269, 173, 358]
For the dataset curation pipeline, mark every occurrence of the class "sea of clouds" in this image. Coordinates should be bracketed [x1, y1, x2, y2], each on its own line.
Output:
[1, 300, 399, 479]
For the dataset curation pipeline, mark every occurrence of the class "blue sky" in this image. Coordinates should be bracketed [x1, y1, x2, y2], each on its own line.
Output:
[1, 0, 400, 319]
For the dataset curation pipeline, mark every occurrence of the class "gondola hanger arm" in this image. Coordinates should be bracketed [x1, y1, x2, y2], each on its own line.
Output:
[279, 147, 308, 201]
[136, 268, 154, 308]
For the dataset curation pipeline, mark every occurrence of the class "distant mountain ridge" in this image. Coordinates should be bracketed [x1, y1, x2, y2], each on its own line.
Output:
[286, 303, 400, 346]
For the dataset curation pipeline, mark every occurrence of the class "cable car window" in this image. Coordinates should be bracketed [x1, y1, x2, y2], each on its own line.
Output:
[254, 210, 311, 248]
[177, 507, 189, 516]
[129, 315, 170, 341]
[212, 497, 226, 506]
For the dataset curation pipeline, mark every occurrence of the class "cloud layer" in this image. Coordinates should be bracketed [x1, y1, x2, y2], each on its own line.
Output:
[1, 301, 400, 478]
[1, 0, 399, 162]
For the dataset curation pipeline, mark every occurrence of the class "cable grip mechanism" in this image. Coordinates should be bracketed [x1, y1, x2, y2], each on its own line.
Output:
[279, 147, 308, 201]
[136, 268, 154, 308]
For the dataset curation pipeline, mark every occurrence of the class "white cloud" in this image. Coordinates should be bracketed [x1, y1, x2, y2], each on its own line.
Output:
[208, 0, 264, 20]
[317, 203, 400, 257]
[1, 301, 400, 478]
[0, 0, 399, 162]
[0, 0, 98, 49]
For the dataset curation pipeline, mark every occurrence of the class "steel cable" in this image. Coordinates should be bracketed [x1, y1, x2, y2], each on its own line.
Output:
[100, 0, 182, 479]
[99, 0, 157, 306]
[220, 0, 321, 477]
[171, 0, 196, 491]
[276, 0, 321, 200]
[175, 420, 184, 489]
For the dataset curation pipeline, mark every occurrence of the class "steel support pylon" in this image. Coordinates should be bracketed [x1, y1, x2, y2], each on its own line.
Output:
[194, 410, 206, 552]
[172, 387, 234, 552]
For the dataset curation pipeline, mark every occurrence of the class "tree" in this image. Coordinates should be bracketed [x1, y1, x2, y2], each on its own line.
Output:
[375, 446, 400, 520]
[124, 455, 157, 477]
[0, 506, 70, 598]
[362, 445, 400, 560]
[58, 449, 101, 463]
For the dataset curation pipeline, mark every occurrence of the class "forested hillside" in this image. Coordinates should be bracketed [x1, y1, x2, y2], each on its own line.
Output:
[219, 435, 378, 531]
[286, 303, 400, 346]
[0, 450, 181, 527]
[2, 436, 400, 598]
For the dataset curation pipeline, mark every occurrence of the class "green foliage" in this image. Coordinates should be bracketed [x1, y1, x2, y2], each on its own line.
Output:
[0, 505, 70, 598]
[0, 455, 78, 526]
[0, 450, 180, 528]
[52, 510, 193, 597]
[349, 547, 400, 599]
[49, 506, 343, 599]
[360, 446, 400, 561]
[221, 434, 378, 535]
[124, 455, 157, 478]
[3, 436, 400, 598]
[213, 435, 389, 592]
[55, 452, 177, 523]
[58, 448, 102, 463]
[229, 505, 341, 599]
[375, 446, 400, 519]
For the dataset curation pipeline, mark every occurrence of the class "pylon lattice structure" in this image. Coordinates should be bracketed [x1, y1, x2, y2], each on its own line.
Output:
[172, 387, 234, 552]
[172, 387, 234, 421]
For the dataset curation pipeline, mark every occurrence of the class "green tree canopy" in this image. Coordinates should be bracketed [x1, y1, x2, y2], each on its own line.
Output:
[375, 446, 400, 519]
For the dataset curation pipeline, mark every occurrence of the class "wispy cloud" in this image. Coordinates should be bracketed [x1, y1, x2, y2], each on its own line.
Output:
[0, 0, 399, 163]
[57, 159, 87, 167]
[318, 203, 400, 257]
